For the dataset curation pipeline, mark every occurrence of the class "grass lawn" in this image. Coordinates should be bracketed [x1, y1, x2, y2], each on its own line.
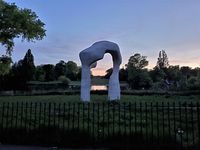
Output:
[0, 94, 199, 148]
[0, 94, 199, 104]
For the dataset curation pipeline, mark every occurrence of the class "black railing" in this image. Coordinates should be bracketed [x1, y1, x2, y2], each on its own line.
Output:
[0, 102, 199, 149]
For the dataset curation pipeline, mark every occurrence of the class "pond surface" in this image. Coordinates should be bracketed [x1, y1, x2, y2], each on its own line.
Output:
[91, 85, 107, 91]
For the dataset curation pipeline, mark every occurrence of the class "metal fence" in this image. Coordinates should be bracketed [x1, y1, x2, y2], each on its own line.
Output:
[0, 101, 200, 149]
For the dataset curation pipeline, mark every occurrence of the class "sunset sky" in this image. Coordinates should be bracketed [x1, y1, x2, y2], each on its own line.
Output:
[1, 0, 200, 75]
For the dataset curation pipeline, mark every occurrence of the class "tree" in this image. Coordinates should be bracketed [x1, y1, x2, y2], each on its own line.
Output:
[35, 65, 45, 81]
[22, 49, 35, 81]
[0, 55, 12, 90]
[156, 50, 169, 69]
[126, 53, 148, 70]
[180, 66, 191, 79]
[0, 0, 46, 55]
[119, 68, 128, 81]
[0, 55, 12, 75]
[149, 67, 166, 82]
[104, 67, 128, 81]
[165, 65, 181, 81]
[42, 64, 55, 81]
[66, 61, 78, 80]
[126, 53, 152, 89]
[104, 68, 112, 79]
[54, 60, 67, 79]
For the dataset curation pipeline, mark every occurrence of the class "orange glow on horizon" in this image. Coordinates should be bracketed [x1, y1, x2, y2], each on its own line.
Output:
[91, 68, 106, 76]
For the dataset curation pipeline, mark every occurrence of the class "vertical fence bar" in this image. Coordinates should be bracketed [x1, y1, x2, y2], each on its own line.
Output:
[15, 102, 19, 129]
[162, 102, 164, 141]
[102, 103, 105, 141]
[97, 103, 100, 141]
[150, 102, 153, 143]
[167, 102, 171, 138]
[72, 103, 75, 130]
[83, 102, 85, 130]
[20, 102, 23, 130]
[118, 102, 121, 135]
[156, 102, 159, 144]
[108, 103, 110, 137]
[43, 103, 47, 128]
[92, 103, 95, 146]
[63, 103, 66, 131]
[29, 102, 33, 131]
[185, 102, 189, 147]
[197, 102, 200, 145]
[77, 103, 80, 130]
[124, 102, 126, 135]
[5, 102, 9, 132]
[134, 102, 137, 133]
[112, 103, 115, 137]
[68, 103, 70, 130]
[145, 102, 148, 143]
[173, 102, 176, 143]
[140, 102, 142, 135]
[48, 103, 51, 129]
[34, 103, 37, 130]
[129, 102, 132, 136]
[38, 102, 42, 130]
[10, 102, 14, 130]
[0, 102, 4, 133]
[87, 103, 90, 137]
[24, 102, 28, 132]
[179, 102, 183, 149]
[191, 102, 195, 145]
[129, 102, 132, 149]
[53, 103, 56, 128]
[58, 103, 61, 129]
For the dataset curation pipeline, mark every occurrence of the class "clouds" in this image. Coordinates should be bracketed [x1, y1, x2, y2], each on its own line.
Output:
[2, 0, 200, 75]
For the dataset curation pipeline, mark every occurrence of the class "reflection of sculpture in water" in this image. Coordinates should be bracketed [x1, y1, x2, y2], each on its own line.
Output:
[79, 41, 122, 101]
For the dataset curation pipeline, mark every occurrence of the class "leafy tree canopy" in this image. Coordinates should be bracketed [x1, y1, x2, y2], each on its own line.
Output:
[0, 0, 46, 55]
[156, 50, 169, 69]
[0, 55, 12, 75]
[126, 53, 148, 70]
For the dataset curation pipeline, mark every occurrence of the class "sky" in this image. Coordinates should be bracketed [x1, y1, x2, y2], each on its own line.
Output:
[1, 0, 200, 75]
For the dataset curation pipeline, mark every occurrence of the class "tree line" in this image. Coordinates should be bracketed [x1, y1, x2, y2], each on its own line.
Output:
[1, 49, 200, 91]
[0, 49, 81, 90]
[1, 0, 200, 91]
[105, 50, 200, 91]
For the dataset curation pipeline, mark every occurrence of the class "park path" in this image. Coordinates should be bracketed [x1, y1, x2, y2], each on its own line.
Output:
[0, 145, 106, 150]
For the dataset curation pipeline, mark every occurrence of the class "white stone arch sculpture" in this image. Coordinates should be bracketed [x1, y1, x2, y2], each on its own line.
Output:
[79, 41, 122, 101]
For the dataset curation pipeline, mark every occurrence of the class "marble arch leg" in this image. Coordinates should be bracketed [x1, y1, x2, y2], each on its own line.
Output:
[108, 65, 120, 100]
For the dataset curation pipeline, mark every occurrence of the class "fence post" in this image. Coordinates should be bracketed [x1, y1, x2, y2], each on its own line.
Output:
[150, 102, 153, 144]
[145, 102, 148, 143]
[197, 102, 200, 145]
[167, 102, 171, 138]
[191, 102, 195, 145]
[173, 102, 176, 143]
[185, 102, 189, 147]
[34, 102, 37, 130]
[179, 102, 183, 149]
[63, 103, 66, 131]
[15, 102, 19, 129]
[156, 102, 159, 144]
[48, 103, 51, 129]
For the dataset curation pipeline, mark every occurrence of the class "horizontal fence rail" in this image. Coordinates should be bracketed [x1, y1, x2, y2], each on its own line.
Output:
[0, 102, 199, 149]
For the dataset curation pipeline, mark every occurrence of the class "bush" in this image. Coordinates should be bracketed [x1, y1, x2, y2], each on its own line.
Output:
[58, 75, 70, 84]
[188, 77, 200, 90]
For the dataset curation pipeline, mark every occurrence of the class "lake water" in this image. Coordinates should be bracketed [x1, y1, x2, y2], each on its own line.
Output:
[91, 85, 107, 91]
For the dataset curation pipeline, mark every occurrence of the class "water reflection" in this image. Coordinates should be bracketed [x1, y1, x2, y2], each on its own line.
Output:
[91, 85, 107, 91]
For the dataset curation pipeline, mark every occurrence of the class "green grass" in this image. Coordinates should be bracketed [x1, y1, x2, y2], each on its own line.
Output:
[0, 94, 199, 103]
[0, 94, 199, 148]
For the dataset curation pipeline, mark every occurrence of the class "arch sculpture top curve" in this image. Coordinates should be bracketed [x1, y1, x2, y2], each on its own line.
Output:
[79, 41, 122, 101]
